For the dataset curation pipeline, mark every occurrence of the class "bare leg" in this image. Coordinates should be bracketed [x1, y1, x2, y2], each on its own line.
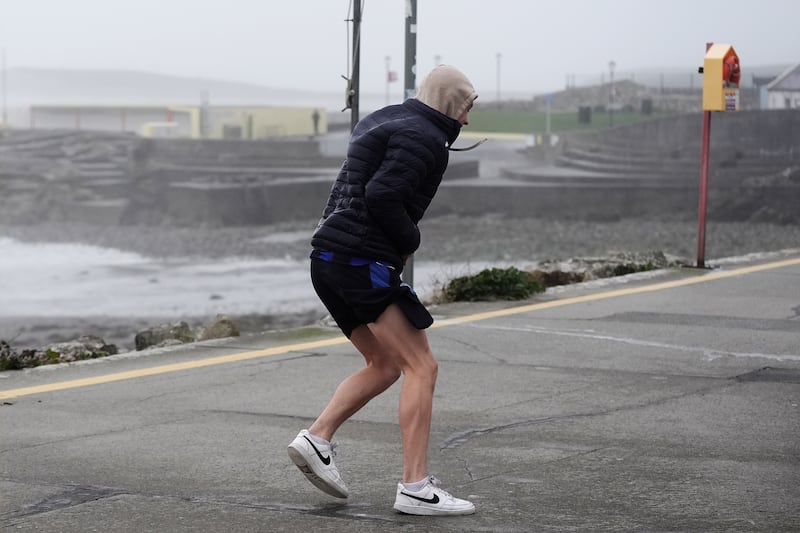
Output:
[308, 325, 401, 442]
[308, 303, 437, 483]
[367, 304, 438, 483]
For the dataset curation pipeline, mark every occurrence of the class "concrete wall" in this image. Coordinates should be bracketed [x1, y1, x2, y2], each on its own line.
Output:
[165, 182, 271, 226]
[431, 182, 700, 221]
[156, 162, 479, 226]
[144, 111, 799, 226]
[558, 110, 799, 185]
[206, 107, 326, 139]
[163, 177, 332, 226]
[140, 136, 343, 170]
[571, 110, 800, 153]
[158, 174, 718, 227]
[10, 111, 796, 227]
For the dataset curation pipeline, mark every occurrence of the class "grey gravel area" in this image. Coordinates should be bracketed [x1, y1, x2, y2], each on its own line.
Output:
[3, 214, 799, 264]
[418, 214, 800, 263]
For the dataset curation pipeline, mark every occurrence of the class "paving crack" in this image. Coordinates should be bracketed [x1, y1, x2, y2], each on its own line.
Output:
[0, 485, 124, 526]
[439, 332, 508, 364]
[440, 381, 733, 450]
[0, 483, 403, 528]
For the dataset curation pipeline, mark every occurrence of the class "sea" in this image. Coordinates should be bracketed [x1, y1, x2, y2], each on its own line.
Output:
[0, 237, 503, 320]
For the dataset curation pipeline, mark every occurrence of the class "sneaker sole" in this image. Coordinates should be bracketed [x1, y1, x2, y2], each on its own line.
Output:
[287, 445, 349, 499]
[393, 502, 476, 516]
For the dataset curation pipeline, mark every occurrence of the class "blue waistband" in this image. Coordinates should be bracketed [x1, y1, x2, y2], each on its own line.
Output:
[311, 249, 372, 266]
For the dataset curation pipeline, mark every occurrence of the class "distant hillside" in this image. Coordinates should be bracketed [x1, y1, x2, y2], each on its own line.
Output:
[1, 65, 791, 127]
[3, 67, 353, 109]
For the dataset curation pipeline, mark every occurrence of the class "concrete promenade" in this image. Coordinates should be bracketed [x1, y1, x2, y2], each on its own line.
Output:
[2, 251, 799, 532]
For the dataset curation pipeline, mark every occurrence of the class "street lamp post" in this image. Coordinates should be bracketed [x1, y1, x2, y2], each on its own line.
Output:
[496, 52, 502, 104]
[608, 60, 616, 126]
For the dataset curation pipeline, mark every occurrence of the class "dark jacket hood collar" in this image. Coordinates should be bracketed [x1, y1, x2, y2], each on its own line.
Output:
[402, 98, 462, 146]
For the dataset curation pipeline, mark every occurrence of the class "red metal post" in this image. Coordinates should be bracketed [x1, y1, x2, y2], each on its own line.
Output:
[696, 110, 712, 267]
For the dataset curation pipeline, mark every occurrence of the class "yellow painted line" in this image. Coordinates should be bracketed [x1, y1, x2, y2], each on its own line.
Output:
[1, 256, 798, 400]
[0, 337, 347, 401]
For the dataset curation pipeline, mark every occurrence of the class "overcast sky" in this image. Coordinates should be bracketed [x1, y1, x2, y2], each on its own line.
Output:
[2, 0, 799, 96]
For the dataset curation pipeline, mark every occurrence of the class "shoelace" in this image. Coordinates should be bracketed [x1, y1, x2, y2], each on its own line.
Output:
[329, 442, 338, 458]
[428, 476, 453, 498]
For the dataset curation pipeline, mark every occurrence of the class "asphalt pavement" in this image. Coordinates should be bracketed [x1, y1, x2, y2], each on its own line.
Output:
[2, 250, 799, 532]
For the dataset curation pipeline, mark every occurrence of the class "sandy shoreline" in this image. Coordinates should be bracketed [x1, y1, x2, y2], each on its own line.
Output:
[2, 215, 799, 352]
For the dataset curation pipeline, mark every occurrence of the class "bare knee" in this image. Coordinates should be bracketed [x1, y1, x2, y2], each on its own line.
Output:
[403, 350, 438, 384]
[371, 362, 401, 387]
[383, 364, 402, 385]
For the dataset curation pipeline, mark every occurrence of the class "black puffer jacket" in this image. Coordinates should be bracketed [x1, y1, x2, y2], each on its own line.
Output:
[311, 98, 463, 270]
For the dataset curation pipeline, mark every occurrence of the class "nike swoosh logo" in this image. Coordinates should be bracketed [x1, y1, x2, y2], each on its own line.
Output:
[400, 491, 440, 504]
[303, 436, 331, 465]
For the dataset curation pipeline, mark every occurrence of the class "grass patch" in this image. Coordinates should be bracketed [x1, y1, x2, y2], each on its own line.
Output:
[435, 253, 677, 304]
[438, 267, 545, 302]
[468, 109, 666, 134]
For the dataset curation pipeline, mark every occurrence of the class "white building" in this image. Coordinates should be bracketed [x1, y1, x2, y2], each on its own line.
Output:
[766, 63, 800, 109]
[28, 104, 327, 139]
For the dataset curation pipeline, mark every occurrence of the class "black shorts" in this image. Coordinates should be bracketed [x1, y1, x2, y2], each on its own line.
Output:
[310, 256, 434, 338]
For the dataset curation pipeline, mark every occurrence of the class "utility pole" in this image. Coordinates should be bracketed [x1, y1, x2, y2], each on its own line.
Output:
[403, 0, 417, 285]
[404, 1, 417, 101]
[350, 0, 362, 132]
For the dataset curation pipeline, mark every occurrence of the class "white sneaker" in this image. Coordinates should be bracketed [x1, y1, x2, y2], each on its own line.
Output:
[393, 476, 475, 515]
[287, 429, 349, 498]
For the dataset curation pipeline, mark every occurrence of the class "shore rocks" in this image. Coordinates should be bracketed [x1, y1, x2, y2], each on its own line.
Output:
[0, 315, 244, 371]
[0, 335, 118, 371]
[196, 315, 240, 341]
[134, 321, 195, 351]
[535, 251, 687, 280]
[134, 314, 240, 351]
